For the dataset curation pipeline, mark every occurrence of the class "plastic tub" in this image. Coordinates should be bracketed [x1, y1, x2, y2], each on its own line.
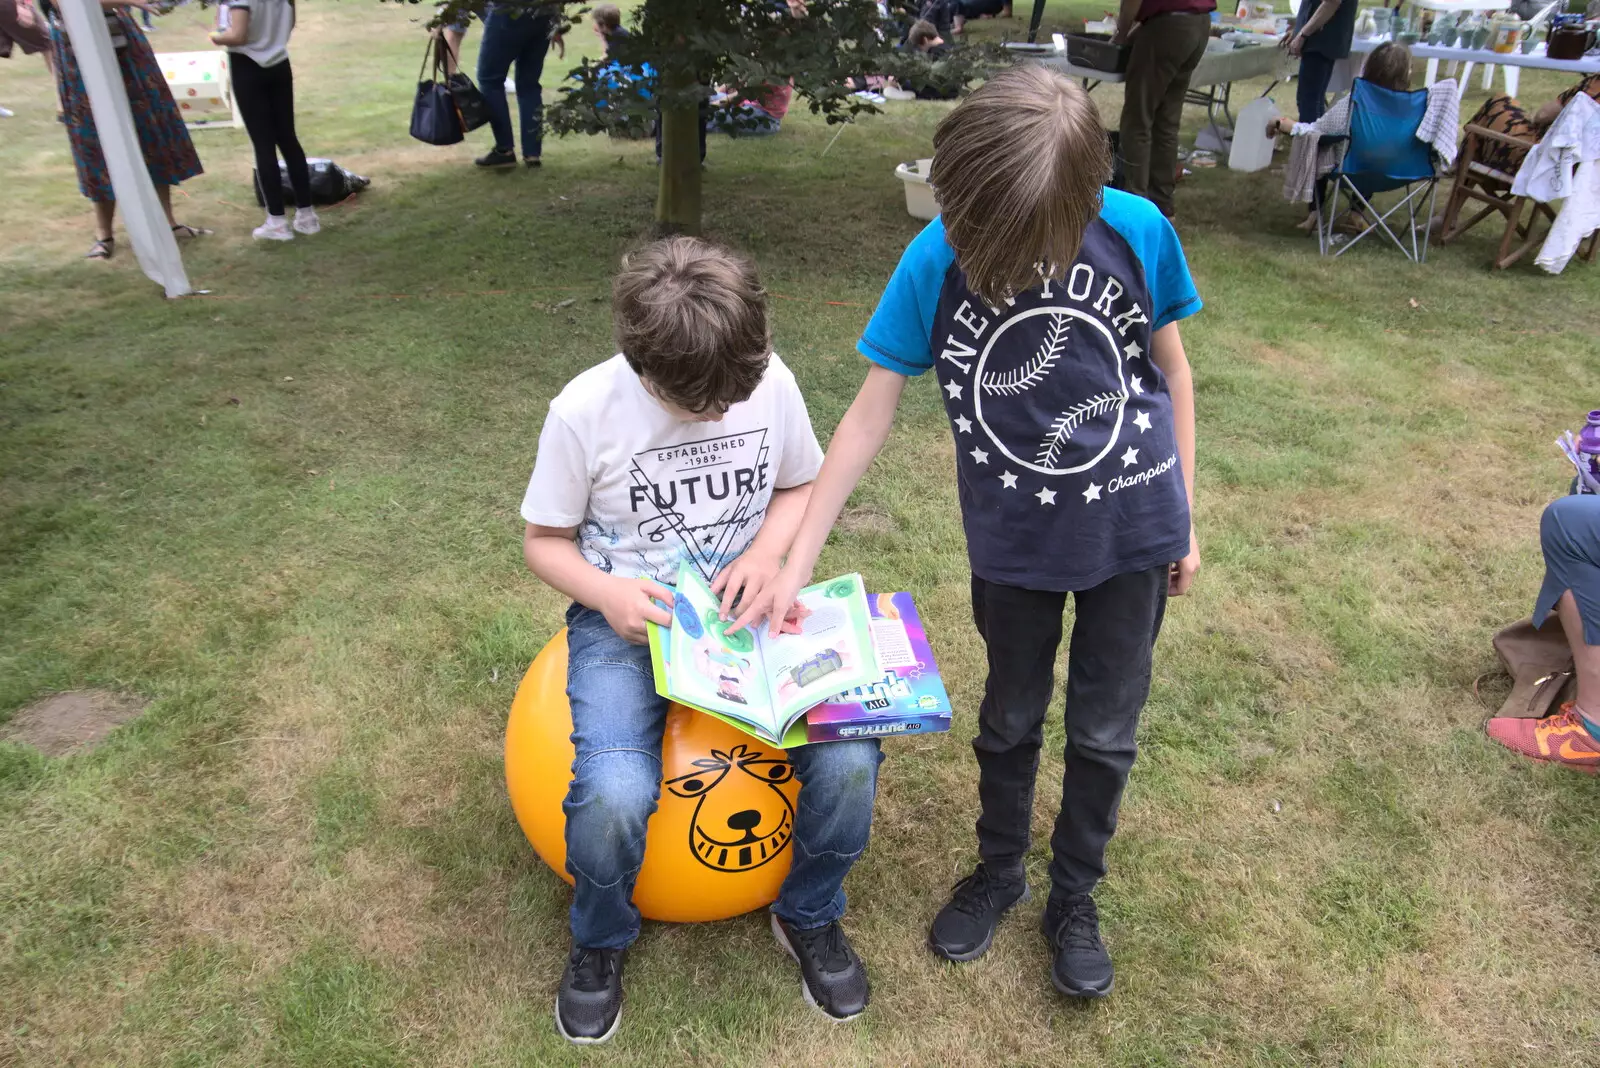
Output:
[895, 159, 938, 221]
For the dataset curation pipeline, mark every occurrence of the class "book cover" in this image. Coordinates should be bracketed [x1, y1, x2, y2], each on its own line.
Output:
[805, 592, 953, 743]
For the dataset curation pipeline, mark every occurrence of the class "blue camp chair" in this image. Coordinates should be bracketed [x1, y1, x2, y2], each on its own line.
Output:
[1315, 79, 1441, 263]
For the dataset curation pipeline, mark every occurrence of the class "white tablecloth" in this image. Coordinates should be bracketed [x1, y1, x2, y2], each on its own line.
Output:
[1348, 35, 1600, 101]
[1033, 42, 1288, 88]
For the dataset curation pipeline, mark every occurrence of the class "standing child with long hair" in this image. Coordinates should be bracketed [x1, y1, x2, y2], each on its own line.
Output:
[741, 64, 1203, 1001]
[211, 0, 318, 240]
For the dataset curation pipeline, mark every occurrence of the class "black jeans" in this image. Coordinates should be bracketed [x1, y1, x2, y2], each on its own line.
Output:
[230, 54, 311, 216]
[970, 567, 1167, 904]
[1296, 50, 1338, 123]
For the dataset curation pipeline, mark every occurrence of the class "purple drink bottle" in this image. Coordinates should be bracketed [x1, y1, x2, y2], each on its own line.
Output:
[1581, 411, 1600, 467]
[1579, 410, 1600, 490]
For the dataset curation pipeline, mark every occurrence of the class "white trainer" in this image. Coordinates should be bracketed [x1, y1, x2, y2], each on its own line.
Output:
[293, 208, 321, 235]
[253, 215, 294, 241]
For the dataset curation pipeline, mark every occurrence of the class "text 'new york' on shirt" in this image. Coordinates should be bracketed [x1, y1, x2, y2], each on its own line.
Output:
[857, 188, 1201, 593]
[520, 353, 824, 588]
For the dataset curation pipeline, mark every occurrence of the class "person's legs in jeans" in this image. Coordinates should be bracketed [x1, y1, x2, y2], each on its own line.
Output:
[970, 577, 1069, 875]
[1538, 495, 1600, 718]
[563, 607, 668, 950]
[477, 8, 519, 153]
[231, 54, 286, 216]
[513, 10, 552, 160]
[1046, 566, 1167, 903]
[266, 60, 312, 210]
[773, 739, 882, 929]
[1486, 495, 1600, 769]
[1296, 51, 1336, 124]
[1145, 14, 1210, 217]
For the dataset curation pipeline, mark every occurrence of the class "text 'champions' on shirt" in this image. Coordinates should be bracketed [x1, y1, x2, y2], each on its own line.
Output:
[857, 188, 1202, 592]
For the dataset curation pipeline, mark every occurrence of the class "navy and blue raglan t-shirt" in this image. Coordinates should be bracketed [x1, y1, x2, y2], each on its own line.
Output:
[858, 188, 1201, 592]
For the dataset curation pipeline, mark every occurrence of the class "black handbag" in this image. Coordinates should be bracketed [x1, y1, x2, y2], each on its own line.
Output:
[410, 36, 464, 146]
[448, 71, 490, 133]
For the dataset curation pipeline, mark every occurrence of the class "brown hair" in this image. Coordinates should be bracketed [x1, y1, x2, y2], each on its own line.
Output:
[906, 18, 940, 50]
[592, 2, 621, 32]
[930, 64, 1112, 307]
[1361, 42, 1412, 92]
[613, 237, 771, 417]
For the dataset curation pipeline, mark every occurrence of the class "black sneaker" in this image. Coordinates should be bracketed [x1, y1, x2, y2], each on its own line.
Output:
[555, 946, 625, 1045]
[1042, 893, 1113, 998]
[474, 147, 517, 168]
[523, 156, 541, 168]
[770, 914, 870, 1021]
[927, 862, 1029, 962]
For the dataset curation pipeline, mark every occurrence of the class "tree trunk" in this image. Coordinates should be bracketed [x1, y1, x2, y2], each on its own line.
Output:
[655, 98, 703, 235]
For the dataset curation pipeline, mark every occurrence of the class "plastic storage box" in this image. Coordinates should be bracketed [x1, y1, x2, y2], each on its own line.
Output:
[895, 159, 938, 221]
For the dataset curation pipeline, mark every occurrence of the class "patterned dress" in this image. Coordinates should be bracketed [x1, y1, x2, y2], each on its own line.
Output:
[47, 6, 203, 202]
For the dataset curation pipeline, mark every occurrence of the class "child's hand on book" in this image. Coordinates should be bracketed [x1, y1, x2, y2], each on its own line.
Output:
[724, 563, 811, 638]
[600, 575, 674, 644]
[711, 547, 782, 628]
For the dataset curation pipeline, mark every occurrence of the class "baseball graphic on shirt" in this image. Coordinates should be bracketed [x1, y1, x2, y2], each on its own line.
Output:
[973, 306, 1127, 476]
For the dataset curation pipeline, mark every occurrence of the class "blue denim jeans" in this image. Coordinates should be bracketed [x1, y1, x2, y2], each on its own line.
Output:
[1296, 51, 1338, 124]
[563, 604, 882, 949]
[477, 6, 553, 158]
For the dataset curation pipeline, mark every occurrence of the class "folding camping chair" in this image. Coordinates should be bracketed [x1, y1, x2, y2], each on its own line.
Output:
[1314, 79, 1441, 263]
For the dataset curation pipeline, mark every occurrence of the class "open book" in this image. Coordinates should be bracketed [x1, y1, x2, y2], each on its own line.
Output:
[648, 562, 878, 746]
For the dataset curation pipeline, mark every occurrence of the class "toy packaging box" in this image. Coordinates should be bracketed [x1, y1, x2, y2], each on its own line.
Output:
[805, 592, 953, 743]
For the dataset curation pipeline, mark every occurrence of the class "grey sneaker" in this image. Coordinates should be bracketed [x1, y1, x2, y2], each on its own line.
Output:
[771, 914, 870, 1021]
[555, 946, 625, 1045]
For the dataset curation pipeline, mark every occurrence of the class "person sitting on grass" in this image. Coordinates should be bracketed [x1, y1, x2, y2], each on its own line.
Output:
[868, 18, 954, 100]
[922, 0, 1012, 36]
[519, 236, 883, 1045]
[590, 0, 625, 53]
[738, 64, 1202, 1002]
[1271, 42, 1456, 233]
[1486, 494, 1600, 774]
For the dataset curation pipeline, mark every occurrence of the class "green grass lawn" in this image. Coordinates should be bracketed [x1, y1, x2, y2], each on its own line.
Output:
[3, 3, 1599, 1065]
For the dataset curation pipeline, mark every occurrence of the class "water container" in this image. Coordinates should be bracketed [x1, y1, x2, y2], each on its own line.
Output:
[1579, 410, 1600, 459]
[1229, 96, 1281, 173]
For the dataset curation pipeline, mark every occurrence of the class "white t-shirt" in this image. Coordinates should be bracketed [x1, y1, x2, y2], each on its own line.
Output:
[521, 353, 824, 587]
[220, 0, 294, 68]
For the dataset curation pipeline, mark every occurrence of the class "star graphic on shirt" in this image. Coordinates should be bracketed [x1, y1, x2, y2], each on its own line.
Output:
[1133, 410, 1152, 433]
[1123, 340, 1143, 362]
[945, 381, 963, 400]
[1082, 482, 1103, 503]
[970, 447, 990, 465]
[999, 471, 1018, 489]
[954, 414, 973, 434]
[1130, 374, 1145, 395]
[1121, 446, 1140, 468]
[1036, 487, 1057, 506]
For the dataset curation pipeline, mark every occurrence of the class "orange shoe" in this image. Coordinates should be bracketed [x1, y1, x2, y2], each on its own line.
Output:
[1486, 703, 1600, 774]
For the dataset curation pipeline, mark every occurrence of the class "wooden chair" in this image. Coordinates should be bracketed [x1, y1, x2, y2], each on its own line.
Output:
[1437, 124, 1600, 270]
